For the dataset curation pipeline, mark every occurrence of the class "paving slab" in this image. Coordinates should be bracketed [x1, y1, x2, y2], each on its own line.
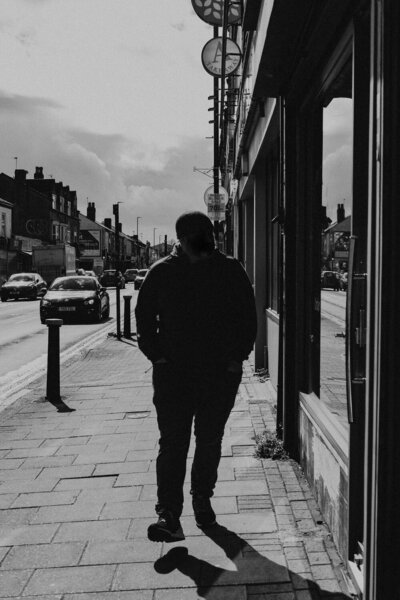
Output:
[0, 336, 353, 599]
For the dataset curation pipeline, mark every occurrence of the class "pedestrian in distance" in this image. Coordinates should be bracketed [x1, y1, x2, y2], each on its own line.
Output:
[135, 211, 257, 543]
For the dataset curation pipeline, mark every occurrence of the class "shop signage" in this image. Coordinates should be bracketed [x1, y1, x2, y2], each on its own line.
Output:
[191, 0, 241, 26]
[201, 37, 242, 77]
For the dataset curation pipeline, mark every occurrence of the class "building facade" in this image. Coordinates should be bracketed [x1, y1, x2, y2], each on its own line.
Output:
[218, 1, 400, 598]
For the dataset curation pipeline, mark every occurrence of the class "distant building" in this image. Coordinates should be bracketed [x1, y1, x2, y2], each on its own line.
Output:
[0, 166, 80, 260]
[322, 204, 351, 271]
[79, 202, 142, 273]
[0, 196, 19, 281]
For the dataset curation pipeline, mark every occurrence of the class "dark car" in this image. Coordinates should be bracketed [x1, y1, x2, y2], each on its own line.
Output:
[40, 276, 110, 324]
[99, 269, 126, 288]
[134, 269, 149, 290]
[1, 273, 47, 302]
[321, 270, 340, 291]
[124, 268, 138, 282]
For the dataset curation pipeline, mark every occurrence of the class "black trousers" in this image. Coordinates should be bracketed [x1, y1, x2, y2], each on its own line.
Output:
[152, 363, 242, 518]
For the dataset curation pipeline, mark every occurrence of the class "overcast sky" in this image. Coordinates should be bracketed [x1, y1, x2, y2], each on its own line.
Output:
[0, 0, 214, 242]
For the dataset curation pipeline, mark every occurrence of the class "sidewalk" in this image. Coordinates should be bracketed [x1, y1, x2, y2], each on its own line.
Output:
[0, 335, 354, 599]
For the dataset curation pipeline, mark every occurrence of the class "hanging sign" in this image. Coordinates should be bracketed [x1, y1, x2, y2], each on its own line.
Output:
[201, 37, 242, 77]
[204, 185, 228, 221]
[191, 0, 241, 26]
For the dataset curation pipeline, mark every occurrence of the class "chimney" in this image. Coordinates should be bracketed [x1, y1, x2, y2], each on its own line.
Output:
[337, 203, 345, 223]
[87, 201, 96, 221]
[104, 218, 112, 229]
[34, 166, 44, 180]
[15, 169, 28, 182]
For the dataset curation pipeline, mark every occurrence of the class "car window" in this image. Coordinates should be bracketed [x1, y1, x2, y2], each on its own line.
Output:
[9, 274, 35, 282]
[138, 270, 148, 276]
[50, 277, 97, 291]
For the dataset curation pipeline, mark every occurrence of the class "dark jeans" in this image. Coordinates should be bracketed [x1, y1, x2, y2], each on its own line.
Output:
[152, 363, 242, 518]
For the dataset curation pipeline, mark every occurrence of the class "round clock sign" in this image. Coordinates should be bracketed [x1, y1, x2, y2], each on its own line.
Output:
[191, 0, 241, 26]
[201, 37, 242, 77]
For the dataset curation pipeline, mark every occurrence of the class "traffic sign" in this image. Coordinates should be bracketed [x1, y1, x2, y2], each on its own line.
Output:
[204, 185, 228, 221]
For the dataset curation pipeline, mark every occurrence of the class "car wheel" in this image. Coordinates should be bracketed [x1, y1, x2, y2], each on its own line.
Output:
[94, 305, 102, 323]
[31, 290, 38, 301]
[1, 296, 6, 302]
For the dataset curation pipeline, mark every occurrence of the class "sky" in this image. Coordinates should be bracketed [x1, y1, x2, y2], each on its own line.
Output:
[0, 0, 215, 243]
[323, 98, 353, 222]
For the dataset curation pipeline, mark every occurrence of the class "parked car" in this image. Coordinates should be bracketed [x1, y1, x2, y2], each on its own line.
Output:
[124, 268, 139, 282]
[339, 271, 348, 291]
[40, 276, 110, 324]
[134, 269, 149, 290]
[321, 270, 340, 291]
[99, 269, 126, 288]
[1, 273, 47, 302]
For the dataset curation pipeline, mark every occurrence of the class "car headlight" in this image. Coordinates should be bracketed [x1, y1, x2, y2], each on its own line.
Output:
[84, 298, 95, 305]
[41, 299, 51, 306]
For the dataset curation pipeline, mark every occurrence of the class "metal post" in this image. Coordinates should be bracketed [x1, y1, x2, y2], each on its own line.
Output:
[123, 295, 132, 338]
[45, 318, 74, 412]
[113, 203, 121, 339]
[213, 25, 220, 245]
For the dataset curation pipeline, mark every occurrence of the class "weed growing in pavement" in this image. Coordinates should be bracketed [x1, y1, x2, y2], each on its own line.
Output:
[253, 429, 289, 460]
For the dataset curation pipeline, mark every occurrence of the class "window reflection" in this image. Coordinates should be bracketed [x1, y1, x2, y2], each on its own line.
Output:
[320, 86, 353, 426]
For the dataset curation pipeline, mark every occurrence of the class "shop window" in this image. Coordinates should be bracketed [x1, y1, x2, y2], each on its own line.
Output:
[0, 212, 6, 238]
[319, 54, 353, 427]
[267, 151, 280, 312]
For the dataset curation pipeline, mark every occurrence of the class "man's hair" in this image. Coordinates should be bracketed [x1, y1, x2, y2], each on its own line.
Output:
[175, 211, 215, 254]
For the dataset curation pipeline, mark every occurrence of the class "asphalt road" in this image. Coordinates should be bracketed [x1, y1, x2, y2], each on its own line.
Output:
[321, 288, 346, 327]
[0, 285, 138, 381]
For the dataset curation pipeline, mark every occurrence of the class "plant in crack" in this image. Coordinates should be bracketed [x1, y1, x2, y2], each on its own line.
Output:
[253, 429, 289, 460]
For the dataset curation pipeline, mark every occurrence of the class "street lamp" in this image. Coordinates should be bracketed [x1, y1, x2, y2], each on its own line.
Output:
[153, 227, 157, 248]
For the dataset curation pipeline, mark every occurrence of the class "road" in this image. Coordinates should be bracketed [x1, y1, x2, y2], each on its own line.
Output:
[0, 285, 138, 392]
[321, 289, 346, 327]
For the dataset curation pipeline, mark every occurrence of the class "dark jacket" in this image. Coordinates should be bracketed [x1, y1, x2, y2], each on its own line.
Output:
[135, 246, 257, 367]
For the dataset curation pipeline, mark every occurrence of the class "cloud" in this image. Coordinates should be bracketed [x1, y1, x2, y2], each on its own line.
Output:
[0, 91, 61, 113]
[171, 21, 186, 31]
[0, 89, 212, 241]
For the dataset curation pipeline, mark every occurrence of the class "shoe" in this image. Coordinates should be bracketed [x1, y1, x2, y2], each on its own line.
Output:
[192, 495, 216, 529]
[147, 510, 185, 543]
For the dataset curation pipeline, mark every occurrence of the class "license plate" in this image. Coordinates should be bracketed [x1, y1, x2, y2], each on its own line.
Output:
[58, 306, 76, 312]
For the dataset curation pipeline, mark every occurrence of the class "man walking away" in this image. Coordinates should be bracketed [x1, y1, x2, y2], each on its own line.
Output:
[135, 211, 257, 542]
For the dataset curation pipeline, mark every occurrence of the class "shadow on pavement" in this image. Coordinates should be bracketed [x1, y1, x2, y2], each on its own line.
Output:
[154, 524, 350, 599]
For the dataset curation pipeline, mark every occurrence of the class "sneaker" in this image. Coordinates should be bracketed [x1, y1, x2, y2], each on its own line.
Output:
[192, 495, 216, 529]
[147, 510, 185, 543]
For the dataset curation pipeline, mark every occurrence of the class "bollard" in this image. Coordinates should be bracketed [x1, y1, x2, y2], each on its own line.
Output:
[123, 295, 132, 338]
[45, 319, 75, 413]
[116, 285, 121, 339]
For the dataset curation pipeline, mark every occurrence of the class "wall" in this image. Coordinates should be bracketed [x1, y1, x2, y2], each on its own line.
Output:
[299, 393, 349, 558]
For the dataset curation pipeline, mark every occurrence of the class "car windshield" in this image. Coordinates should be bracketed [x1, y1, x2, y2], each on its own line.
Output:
[103, 271, 115, 276]
[9, 274, 35, 282]
[50, 277, 97, 291]
[138, 270, 148, 277]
